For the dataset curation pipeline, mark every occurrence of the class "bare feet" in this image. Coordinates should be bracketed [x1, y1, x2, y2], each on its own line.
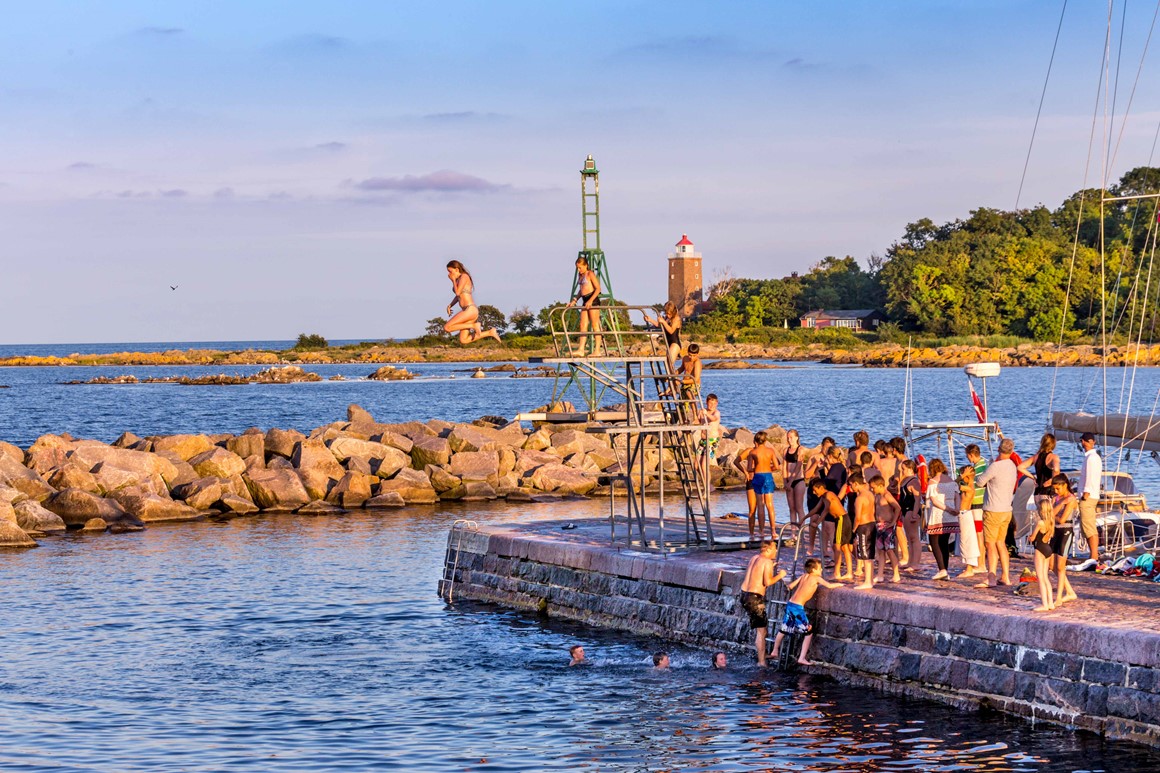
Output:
[957, 569, 977, 579]
[974, 581, 997, 588]
[770, 649, 780, 660]
[797, 657, 813, 666]
[891, 572, 901, 583]
[1057, 592, 1078, 604]
[873, 574, 885, 583]
[855, 582, 873, 590]
[1033, 605, 1055, 612]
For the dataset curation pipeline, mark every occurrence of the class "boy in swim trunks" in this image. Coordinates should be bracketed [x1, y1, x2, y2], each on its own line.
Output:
[734, 445, 758, 540]
[770, 557, 841, 666]
[869, 475, 902, 584]
[746, 431, 778, 540]
[677, 343, 702, 401]
[698, 393, 721, 469]
[806, 477, 845, 576]
[739, 541, 780, 666]
[850, 473, 876, 590]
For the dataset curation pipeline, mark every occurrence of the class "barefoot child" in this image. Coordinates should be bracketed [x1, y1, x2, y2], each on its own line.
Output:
[870, 475, 902, 583]
[1050, 474, 1078, 605]
[770, 558, 842, 666]
[746, 431, 778, 541]
[698, 394, 721, 471]
[898, 460, 922, 573]
[807, 478, 848, 579]
[1030, 498, 1056, 612]
[850, 473, 875, 589]
[739, 542, 779, 666]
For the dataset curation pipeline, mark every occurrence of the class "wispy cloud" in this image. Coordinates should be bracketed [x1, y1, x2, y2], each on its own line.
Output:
[349, 170, 507, 193]
[420, 111, 509, 124]
[268, 33, 350, 57]
[136, 26, 184, 37]
[611, 35, 778, 64]
[314, 141, 347, 151]
[67, 162, 97, 171]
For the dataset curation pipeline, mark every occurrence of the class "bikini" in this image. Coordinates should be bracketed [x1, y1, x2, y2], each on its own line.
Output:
[577, 272, 599, 306]
[785, 446, 804, 489]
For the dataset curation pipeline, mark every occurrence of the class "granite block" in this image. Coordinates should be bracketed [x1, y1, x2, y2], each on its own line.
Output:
[1083, 658, 1128, 687]
[967, 663, 1016, 697]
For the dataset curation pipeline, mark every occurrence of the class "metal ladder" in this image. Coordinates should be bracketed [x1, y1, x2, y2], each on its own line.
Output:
[438, 519, 478, 604]
[767, 520, 809, 670]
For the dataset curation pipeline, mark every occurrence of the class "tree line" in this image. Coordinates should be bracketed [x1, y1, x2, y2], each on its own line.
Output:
[693, 166, 1160, 342]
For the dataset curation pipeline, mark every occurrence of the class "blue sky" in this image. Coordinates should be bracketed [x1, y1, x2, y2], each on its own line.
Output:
[3, 1, 1158, 343]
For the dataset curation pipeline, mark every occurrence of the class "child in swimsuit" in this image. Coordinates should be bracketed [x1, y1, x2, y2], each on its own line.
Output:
[565, 256, 602, 355]
[783, 429, 806, 529]
[698, 394, 721, 469]
[746, 430, 778, 540]
[443, 260, 502, 345]
[644, 301, 682, 371]
[849, 473, 875, 589]
[1030, 498, 1056, 612]
[769, 558, 841, 666]
[869, 475, 901, 584]
[807, 478, 846, 577]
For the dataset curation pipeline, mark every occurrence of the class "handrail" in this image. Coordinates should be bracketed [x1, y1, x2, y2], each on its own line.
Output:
[547, 304, 668, 359]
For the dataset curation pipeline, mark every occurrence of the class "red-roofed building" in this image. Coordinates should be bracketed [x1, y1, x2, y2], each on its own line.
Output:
[668, 234, 703, 317]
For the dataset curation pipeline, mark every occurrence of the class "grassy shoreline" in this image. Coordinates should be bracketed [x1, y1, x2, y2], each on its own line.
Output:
[2, 338, 1159, 368]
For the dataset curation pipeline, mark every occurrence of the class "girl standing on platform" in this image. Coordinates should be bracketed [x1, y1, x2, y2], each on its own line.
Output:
[565, 256, 602, 355]
[783, 429, 807, 530]
[644, 301, 682, 371]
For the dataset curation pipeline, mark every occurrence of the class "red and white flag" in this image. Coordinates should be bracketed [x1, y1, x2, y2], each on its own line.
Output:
[969, 379, 986, 422]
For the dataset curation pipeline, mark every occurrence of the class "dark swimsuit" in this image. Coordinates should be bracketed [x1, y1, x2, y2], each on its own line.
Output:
[786, 447, 804, 488]
[1033, 528, 1053, 559]
[1033, 452, 1055, 496]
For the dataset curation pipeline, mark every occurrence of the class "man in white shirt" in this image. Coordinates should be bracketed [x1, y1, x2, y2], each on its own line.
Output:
[1078, 432, 1102, 559]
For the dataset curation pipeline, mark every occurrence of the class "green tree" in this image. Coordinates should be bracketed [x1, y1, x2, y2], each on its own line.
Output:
[424, 318, 451, 339]
[294, 333, 328, 350]
[509, 306, 536, 334]
[478, 305, 507, 334]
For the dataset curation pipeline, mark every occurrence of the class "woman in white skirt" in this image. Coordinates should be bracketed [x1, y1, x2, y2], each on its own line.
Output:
[925, 459, 961, 580]
[955, 464, 982, 578]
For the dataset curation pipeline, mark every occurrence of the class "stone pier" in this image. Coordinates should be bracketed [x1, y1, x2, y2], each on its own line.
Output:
[441, 516, 1160, 747]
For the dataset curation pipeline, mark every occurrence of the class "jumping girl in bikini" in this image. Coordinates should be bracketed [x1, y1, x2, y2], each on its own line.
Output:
[444, 260, 502, 345]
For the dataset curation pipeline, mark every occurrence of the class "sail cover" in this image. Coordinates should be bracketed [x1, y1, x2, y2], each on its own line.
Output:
[1052, 411, 1160, 452]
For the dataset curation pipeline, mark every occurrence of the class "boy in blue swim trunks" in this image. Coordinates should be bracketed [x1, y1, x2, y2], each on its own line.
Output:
[770, 557, 841, 666]
[746, 430, 779, 540]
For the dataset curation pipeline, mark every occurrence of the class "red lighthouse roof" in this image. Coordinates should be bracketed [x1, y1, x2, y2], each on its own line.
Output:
[676, 234, 693, 246]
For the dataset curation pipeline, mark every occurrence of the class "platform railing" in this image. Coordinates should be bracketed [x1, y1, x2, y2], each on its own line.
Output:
[547, 304, 668, 360]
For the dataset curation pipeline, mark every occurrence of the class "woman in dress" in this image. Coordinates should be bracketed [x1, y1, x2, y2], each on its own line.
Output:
[782, 429, 807, 530]
[443, 261, 502, 345]
[955, 465, 982, 578]
[924, 459, 961, 580]
[644, 301, 682, 370]
[565, 256, 602, 355]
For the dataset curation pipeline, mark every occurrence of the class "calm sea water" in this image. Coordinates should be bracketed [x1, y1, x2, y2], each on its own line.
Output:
[1, 360, 1159, 771]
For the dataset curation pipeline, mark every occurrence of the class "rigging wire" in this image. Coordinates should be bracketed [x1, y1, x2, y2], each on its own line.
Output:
[1016, 0, 1069, 211]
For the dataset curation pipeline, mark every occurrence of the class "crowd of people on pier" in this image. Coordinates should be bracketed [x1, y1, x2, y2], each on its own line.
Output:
[733, 427, 1102, 612]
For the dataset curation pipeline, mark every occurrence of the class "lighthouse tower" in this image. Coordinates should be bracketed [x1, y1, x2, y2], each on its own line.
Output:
[667, 234, 703, 318]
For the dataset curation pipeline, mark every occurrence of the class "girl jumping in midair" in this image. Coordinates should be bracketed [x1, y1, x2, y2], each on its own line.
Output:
[444, 261, 502, 345]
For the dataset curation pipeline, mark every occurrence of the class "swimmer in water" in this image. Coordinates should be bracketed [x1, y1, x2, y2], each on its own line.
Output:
[569, 644, 586, 666]
[444, 260, 502, 345]
[711, 651, 727, 669]
[653, 652, 670, 669]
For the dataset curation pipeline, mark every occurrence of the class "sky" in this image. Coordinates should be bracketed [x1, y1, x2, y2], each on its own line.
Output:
[3, 0, 1160, 344]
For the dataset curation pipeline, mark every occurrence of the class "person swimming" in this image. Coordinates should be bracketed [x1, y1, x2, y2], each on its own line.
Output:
[443, 260, 502, 345]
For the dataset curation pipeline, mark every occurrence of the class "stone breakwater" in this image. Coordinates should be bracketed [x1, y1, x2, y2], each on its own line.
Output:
[444, 519, 1160, 747]
[0, 403, 768, 548]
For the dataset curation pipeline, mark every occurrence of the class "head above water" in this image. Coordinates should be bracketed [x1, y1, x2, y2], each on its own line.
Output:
[569, 644, 585, 659]
[653, 652, 670, 668]
[711, 652, 727, 669]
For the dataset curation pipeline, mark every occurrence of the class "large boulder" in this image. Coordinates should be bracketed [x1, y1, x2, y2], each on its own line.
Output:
[410, 435, 452, 468]
[265, 428, 305, 460]
[381, 421, 438, 441]
[426, 465, 462, 494]
[365, 491, 406, 508]
[172, 478, 224, 510]
[68, 440, 180, 485]
[0, 503, 36, 548]
[46, 463, 101, 494]
[0, 485, 26, 505]
[112, 432, 141, 449]
[27, 445, 71, 476]
[376, 467, 437, 504]
[347, 403, 375, 424]
[189, 447, 246, 479]
[447, 423, 525, 454]
[110, 489, 202, 523]
[151, 434, 215, 462]
[292, 440, 345, 479]
[515, 449, 558, 476]
[13, 499, 67, 535]
[243, 468, 311, 511]
[0, 441, 23, 465]
[329, 437, 409, 479]
[218, 493, 259, 515]
[450, 451, 499, 483]
[326, 471, 373, 509]
[550, 429, 608, 458]
[530, 463, 597, 495]
[0, 456, 56, 501]
[226, 430, 265, 460]
[43, 488, 138, 528]
[522, 428, 553, 451]
[91, 461, 167, 496]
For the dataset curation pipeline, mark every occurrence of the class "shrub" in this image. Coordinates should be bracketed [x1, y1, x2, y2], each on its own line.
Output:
[294, 333, 328, 350]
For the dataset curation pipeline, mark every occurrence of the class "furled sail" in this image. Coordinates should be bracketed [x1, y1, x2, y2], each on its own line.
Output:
[1052, 411, 1160, 452]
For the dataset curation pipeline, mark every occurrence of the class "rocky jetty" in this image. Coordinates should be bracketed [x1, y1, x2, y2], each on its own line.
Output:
[0, 404, 784, 549]
[66, 365, 327, 386]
